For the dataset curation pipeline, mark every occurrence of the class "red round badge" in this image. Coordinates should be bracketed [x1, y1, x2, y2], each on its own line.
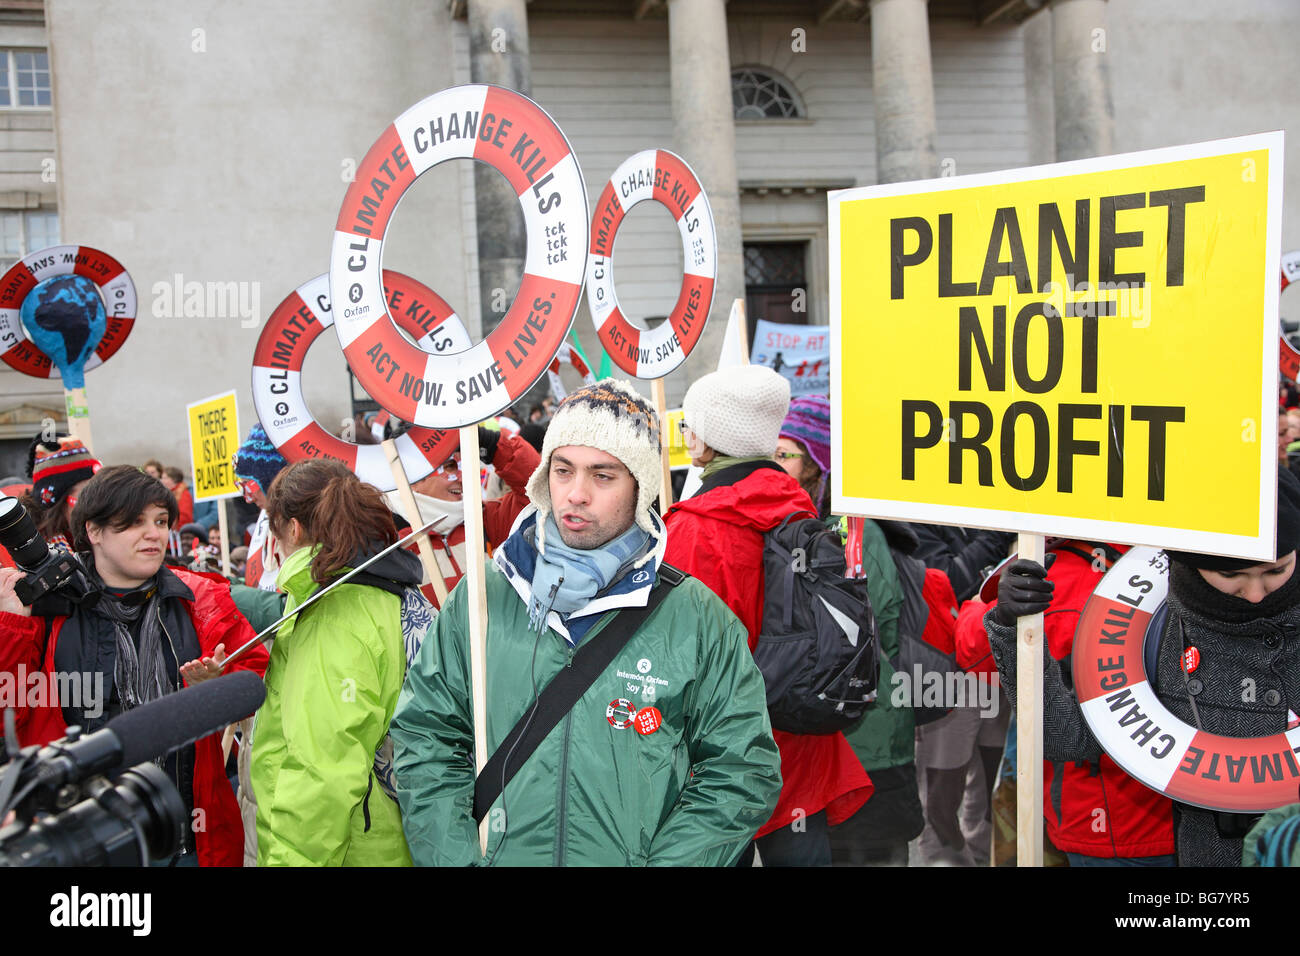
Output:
[633, 707, 663, 736]
[1183, 646, 1200, 674]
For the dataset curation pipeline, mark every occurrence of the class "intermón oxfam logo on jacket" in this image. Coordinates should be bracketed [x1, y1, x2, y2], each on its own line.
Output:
[616, 656, 669, 700]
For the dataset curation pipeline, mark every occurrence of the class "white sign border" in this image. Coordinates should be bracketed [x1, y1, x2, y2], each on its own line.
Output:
[829, 131, 1285, 562]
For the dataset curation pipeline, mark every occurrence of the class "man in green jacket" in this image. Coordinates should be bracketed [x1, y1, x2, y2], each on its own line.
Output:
[391, 379, 782, 866]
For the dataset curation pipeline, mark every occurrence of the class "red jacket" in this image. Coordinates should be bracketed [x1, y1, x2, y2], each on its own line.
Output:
[0, 568, 269, 866]
[959, 540, 1175, 857]
[174, 483, 194, 527]
[665, 461, 873, 840]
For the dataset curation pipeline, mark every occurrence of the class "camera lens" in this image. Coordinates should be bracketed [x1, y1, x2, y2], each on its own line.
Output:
[0, 495, 50, 569]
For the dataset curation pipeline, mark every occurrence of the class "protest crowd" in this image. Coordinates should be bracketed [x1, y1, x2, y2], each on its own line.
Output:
[0, 15, 1295, 873]
[2, 357, 1298, 869]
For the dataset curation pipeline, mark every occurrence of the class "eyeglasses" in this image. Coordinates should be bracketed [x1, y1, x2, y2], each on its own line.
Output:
[433, 453, 463, 477]
[774, 451, 806, 462]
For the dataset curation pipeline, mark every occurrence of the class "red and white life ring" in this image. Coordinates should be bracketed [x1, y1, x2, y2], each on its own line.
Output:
[252, 270, 470, 489]
[0, 245, 135, 378]
[586, 149, 716, 379]
[546, 341, 595, 401]
[1073, 545, 1300, 812]
[329, 85, 588, 428]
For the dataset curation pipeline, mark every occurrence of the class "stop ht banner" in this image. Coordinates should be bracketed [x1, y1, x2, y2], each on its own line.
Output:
[830, 133, 1284, 561]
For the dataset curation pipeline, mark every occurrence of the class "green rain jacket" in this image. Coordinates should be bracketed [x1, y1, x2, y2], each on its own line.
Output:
[251, 545, 415, 866]
[839, 517, 914, 771]
[390, 510, 782, 866]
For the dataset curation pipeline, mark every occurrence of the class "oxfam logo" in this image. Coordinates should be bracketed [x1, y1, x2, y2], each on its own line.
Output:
[637, 658, 652, 674]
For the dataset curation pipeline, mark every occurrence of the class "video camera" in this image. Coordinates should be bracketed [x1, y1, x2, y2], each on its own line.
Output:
[0, 671, 265, 866]
[0, 494, 96, 607]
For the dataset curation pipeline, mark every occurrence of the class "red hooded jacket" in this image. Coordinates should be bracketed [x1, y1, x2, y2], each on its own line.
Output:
[665, 461, 873, 840]
[0, 568, 269, 866]
[957, 540, 1175, 858]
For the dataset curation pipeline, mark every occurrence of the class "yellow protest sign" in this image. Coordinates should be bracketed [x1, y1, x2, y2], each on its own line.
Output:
[664, 408, 692, 469]
[830, 133, 1283, 561]
[186, 390, 241, 501]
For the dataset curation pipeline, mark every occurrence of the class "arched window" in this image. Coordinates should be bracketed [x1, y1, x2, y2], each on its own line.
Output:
[731, 67, 804, 119]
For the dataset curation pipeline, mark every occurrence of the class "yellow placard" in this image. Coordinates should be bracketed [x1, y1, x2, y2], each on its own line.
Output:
[186, 390, 241, 501]
[664, 408, 692, 469]
[830, 133, 1283, 560]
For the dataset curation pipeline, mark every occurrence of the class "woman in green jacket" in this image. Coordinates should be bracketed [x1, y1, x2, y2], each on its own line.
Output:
[251, 459, 420, 866]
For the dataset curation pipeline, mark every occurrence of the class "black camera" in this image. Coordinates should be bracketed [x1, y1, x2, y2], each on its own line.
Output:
[0, 761, 185, 867]
[1, 671, 267, 866]
[0, 494, 95, 606]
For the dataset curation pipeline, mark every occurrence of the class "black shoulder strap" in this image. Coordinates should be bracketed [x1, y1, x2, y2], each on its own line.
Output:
[471, 563, 686, 823]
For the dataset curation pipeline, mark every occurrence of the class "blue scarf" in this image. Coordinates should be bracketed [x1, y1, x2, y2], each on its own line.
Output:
[527, 515, 651, 631]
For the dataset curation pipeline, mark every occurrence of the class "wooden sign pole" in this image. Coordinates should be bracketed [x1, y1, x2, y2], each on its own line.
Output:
[459, 424, 491, 856]
[217, 499, 231, 578]
[1015, 532, 1045, 867]
[651, 378, 673, 513]
[383, 438, 449, 606]
[64, 387, 94, 453]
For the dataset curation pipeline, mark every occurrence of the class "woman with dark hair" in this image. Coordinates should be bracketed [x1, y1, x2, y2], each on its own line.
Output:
[0, 464, 268, 866]
[251, 459, 422, 866]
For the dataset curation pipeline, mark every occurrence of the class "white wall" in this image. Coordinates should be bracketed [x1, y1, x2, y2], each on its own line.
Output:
[1107, 0, 1300, 254]
[44, 0, 468, 470]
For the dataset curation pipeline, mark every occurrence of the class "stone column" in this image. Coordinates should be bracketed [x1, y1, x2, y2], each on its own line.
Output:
[1023, 7, 1055, 166]
[667, 0, 745, 391]
[869, 0, 938, 184]
[1050, 0, 1113, 161]
[468, 0, 531, 338]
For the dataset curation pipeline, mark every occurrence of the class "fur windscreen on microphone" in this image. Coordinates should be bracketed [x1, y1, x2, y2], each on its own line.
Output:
[106, 671, 265, 771]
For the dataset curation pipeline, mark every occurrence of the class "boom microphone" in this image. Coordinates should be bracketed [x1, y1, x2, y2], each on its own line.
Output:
[15, 671, 266, 811]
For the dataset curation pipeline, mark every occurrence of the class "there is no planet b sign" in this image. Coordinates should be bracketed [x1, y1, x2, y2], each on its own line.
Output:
[830, 133, 1284, 562]
[330, 84, 588, 429]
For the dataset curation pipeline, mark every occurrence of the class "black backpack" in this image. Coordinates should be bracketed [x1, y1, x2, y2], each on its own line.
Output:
[753, 513, 881, 735]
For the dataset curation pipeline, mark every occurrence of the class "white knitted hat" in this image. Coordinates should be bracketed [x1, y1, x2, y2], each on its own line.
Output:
[682, 365, 791, 458]
[525, 378, 664, 564]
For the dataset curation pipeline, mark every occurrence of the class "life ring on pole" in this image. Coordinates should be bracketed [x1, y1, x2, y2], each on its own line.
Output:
[329, 85, 588, 428]
[586, 148, 716, 379]
[1281, 249, 1300, 382]
[0, 245, 135, 378]
[546, 340, 595, 401]
[252, 270, 470, 489]
[1073, 545, 1300, 812]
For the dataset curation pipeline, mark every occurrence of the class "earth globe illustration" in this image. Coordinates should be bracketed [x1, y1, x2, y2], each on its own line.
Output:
[19, 274, 107, 382]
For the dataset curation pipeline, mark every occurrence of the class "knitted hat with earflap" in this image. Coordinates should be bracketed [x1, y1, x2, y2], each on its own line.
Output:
[27, 433, 101, 508]
[682, 364, 790, 458]
[231, 424, 288, 492]
[779, 394, 832, 474]
[525, 378, 664, 566]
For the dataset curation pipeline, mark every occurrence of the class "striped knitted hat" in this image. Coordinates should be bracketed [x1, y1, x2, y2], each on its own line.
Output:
[231, 424, 287, 491]
[28, 434, 101, 508]
[780, 394, 831, 474]
[525, 378, 664, 565]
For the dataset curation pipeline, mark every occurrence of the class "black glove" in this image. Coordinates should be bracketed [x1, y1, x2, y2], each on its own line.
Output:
[993, 554, 1056, 626]
[477, 425, 502, 464]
